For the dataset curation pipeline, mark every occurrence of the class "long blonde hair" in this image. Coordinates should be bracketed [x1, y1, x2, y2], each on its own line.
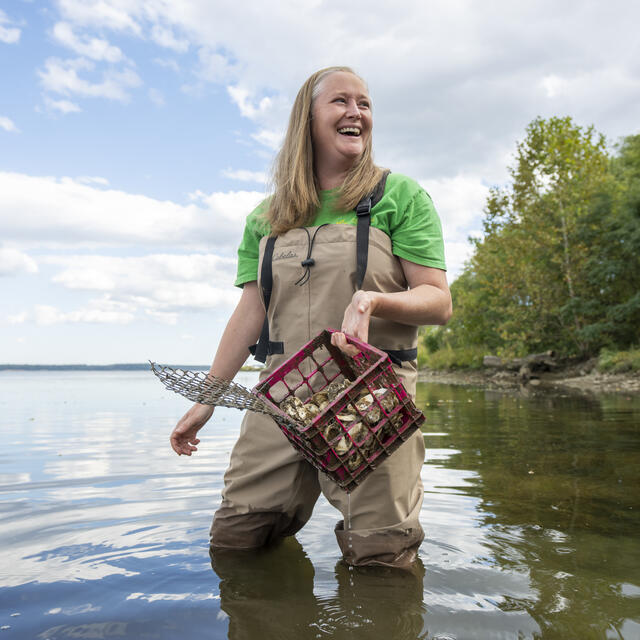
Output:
[266, 66, 384, 235]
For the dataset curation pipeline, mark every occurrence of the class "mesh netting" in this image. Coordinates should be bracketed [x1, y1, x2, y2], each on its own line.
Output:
[149, 361, 281, 418]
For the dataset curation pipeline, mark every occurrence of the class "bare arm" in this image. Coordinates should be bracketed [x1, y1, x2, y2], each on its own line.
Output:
[331, 260, 452, 355]
[170, 281, 264, 455]
[207, 281, 265, 380]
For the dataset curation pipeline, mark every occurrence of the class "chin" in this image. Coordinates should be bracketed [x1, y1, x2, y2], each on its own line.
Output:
[339, 143, 365, 159]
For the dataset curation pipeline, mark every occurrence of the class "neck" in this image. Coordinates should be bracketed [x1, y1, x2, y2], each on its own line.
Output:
[314, 156, 353, 190]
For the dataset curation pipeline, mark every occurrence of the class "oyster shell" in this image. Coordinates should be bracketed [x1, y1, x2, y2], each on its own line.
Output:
[311, 391, 329, 411]
[355, 394, 381, 425]
[347, 451, 363, 471]
[323, 419, 343, 442]
[281, 396, 304, 421]
[296, 406, 314, 424]
[304, 402, 320, 419]
[336, 412, 356, 424]
[334, 435, 351, 455]
[325, 378, 351, 401]
[373, 388, 398, 412]
[347, 420, 369, 444]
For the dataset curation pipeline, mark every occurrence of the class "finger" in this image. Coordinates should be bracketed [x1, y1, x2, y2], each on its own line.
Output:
[332, 332, 359, 357]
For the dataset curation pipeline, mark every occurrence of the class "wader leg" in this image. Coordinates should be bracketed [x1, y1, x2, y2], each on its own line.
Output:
[320, 429, 425, 569]
[210, 412, 321, 550]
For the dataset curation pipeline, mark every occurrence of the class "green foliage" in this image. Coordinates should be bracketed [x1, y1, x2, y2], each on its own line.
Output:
[597, 348, 640, 373]
[419, 344, 487, 370]
[433, 118, 640, 363]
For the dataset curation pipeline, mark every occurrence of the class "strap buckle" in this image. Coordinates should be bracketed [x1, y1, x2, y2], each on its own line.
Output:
[355, 197, 372, 216]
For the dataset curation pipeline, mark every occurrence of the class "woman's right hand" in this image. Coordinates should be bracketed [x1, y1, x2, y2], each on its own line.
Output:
[170, 403, 214, 456]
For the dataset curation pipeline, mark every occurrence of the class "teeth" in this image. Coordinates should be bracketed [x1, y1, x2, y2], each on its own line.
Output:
[338, 127, 361, 136]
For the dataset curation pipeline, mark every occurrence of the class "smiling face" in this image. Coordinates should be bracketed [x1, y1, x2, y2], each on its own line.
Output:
[310, 71, 372, 175]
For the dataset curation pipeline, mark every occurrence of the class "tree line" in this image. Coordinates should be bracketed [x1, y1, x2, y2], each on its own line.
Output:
[422, 117, 640, 367]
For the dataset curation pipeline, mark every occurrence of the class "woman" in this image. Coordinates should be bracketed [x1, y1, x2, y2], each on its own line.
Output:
[170, 66, 451, 569]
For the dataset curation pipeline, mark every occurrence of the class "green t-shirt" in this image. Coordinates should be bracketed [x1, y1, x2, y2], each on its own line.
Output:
[235, 173, 446, 287]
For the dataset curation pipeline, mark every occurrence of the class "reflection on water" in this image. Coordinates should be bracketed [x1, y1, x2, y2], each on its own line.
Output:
[211, 540, 427, 639]
[0, 371, 639, 639]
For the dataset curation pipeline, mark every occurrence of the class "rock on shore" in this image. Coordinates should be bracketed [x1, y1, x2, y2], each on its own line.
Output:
[418, 364, 640, 395]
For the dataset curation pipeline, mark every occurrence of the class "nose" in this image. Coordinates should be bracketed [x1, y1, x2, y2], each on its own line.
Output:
[345, 98, 361, 119]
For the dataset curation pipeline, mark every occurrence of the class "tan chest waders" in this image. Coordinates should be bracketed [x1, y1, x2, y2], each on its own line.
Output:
[211, 175, 426, 568]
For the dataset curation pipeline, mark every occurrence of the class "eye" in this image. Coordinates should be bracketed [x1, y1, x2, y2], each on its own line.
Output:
[359, 100, 370, 109]
[333, 97, 346, 103]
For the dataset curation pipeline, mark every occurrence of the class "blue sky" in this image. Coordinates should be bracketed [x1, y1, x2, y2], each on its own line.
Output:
[1, 0, 639, 364]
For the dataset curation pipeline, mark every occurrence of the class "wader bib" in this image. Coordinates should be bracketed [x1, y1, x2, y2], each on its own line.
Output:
[211, 191, 426, 569]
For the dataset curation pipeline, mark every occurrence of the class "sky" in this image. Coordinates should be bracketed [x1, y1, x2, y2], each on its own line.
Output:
[1, 0, 639, 365]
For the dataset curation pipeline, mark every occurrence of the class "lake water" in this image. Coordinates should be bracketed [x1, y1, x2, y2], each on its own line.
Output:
[1, 371, 639, 639]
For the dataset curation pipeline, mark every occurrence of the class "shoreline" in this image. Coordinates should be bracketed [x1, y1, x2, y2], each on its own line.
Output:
[418, 367, 640, 395]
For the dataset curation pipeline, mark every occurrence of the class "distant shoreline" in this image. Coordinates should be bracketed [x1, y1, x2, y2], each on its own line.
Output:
[0, 364, 263, 372]
[0, 363, 206, 371]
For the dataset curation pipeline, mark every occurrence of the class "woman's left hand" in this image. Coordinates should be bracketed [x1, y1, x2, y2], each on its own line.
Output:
[331, 290, 377, 357]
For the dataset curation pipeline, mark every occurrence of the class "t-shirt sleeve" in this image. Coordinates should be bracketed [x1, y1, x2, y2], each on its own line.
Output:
[390, 188, 447, 270]
[234, 204, 269, 287]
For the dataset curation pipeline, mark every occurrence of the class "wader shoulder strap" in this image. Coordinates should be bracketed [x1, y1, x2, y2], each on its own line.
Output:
[355, 170, 390, 290]
[356, 172, 416, 364]
[249, 236, 284, 363]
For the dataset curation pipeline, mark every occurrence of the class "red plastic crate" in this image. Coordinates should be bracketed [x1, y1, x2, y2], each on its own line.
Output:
[252, 328, 425, 492]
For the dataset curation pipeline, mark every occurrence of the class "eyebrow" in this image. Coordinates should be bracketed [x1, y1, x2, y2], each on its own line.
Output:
[330, 90, 371, 101]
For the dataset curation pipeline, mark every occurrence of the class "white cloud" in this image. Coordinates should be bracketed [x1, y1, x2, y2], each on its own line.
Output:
[34, 303, 135, 326]
[227, 86, 273, 121]
[192, 49, 236, 85]
[222, 168, 268, 184]
[414, 174, 490, 280]
[150, 24, 188, 52]
[145, 309, 178, 325]
[38, 57, 141, 102]
[0, 26, 20, 44]
[52, 22, 124, 62]
[44, 96, 82, 114]
[421, 175, 490, 242]
[540, 74, 566, 99]
[0, 116, 19, 133]
[153, 57, 180, 72]
[0, 171, 264, 250]
[0, 9, 20, 44]
[35, 254, 242, 322]
[250, 128, 282, 152]
[0, 248, 38, 276]
[540, 67, 640, 107]
[6, 311, 29, 325]
[75, 176, 110, 186]
[443, 241, 475, 280]
[57, 0, 142, 34]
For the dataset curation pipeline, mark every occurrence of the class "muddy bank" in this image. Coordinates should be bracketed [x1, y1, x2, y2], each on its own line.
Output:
[418, 366, 640, 395]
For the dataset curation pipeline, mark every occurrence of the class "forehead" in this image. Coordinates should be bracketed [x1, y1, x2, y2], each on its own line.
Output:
[316, 71, 370, 99]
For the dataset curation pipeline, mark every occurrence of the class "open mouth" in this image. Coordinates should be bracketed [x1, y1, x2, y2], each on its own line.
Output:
[337, 127, 361, 137]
